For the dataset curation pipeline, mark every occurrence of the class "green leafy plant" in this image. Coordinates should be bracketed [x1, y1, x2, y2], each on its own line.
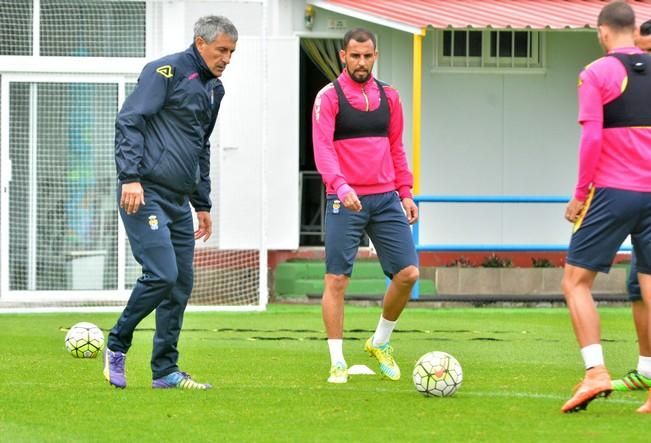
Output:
[446, 256, 475, 268]
[531, 257, 555, 268]
[481, 253, 513, 268]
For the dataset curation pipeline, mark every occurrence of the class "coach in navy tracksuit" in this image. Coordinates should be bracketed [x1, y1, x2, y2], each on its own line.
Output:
[104, 16, 238, 390]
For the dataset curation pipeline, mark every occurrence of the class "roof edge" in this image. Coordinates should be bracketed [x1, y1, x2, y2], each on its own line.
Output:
[309, 0, 425, 35]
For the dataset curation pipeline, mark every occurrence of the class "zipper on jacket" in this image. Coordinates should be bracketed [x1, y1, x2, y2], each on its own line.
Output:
[361, 85, 369, 111]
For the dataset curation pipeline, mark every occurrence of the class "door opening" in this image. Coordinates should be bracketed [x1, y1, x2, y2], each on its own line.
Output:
[299, 40, 332, 246]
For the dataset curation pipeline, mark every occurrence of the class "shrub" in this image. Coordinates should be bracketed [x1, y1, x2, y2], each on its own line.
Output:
[531, 257, 555, 268]
[481, 254, 513, 268]
[446, 256, 475, 268]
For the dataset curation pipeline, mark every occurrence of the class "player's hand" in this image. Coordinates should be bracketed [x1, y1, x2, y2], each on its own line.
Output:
[342, 190, 362, 212]
[565, 198, 585, 223]
[195, 211, 212, 241]
[120, 182, 145, 215]
[402, 198, 418, 224]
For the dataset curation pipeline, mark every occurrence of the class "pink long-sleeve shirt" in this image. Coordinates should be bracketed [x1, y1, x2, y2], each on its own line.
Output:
[312, 70, 414, 201]
[575, 46, 651, 200]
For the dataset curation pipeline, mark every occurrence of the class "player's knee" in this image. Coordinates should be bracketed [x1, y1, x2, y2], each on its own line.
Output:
[325, 274, 349, 294]
[560, 276, 571, 296]
[560, 274, 586, 296]
[561, 265, 595, 295]
[396, 265, 419, 286]
[159, 275, 177, 289]
[157, 267, 179, 288]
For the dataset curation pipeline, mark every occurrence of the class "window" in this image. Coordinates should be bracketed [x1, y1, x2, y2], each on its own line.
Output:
[40, 0, 146, 57]
[8, 82, 119, 290]
[436, 29, 543, 71]
[0, 0, 33, 55]
[442, 30, 482, 58]
[0, 0, 146, 58]
[490, 31, 531, 58]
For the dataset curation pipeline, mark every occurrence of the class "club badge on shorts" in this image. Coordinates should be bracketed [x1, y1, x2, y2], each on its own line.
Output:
[333, 200, 341, 214]
[148, 215, 159, 231]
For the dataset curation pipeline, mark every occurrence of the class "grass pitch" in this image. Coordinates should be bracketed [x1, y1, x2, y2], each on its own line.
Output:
[0, 305, 649, 442]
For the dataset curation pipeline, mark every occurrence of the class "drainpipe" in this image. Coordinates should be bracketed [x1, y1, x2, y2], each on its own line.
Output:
[412, 29, 425, 195]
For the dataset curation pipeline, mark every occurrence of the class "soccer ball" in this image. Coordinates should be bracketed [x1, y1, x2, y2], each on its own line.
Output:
[412, 351, 463, 397]
[64, 322, 104, 358]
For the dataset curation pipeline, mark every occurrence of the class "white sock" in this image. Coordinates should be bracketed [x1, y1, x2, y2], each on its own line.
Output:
[373, 316, 397, 347]
[327, 339, 345, 367]
[580, 344, 604, 370]
[638, 356, 651, 378]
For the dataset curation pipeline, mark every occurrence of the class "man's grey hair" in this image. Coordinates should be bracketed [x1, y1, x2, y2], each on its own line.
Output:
[194, 15, 238, 43]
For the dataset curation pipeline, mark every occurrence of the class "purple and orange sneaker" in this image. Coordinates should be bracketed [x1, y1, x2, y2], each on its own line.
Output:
[103, 348, 126, 389]
[152, 371, 211, 390]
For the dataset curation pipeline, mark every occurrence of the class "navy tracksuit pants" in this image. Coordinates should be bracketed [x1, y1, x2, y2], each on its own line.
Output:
[108, 183, 195, 379]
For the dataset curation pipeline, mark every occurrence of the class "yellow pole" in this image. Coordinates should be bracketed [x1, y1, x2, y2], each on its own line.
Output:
[412, 30, 424, 195]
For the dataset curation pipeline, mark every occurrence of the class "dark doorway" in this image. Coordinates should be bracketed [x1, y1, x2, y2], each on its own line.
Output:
[299, 39, 369, 248]
[299, 42, 330, 246]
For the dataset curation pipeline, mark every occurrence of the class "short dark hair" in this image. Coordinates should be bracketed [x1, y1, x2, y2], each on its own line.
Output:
[641, 19, 651, 36]
[343, 28, 376, 50]
[597, 1, 635, 31]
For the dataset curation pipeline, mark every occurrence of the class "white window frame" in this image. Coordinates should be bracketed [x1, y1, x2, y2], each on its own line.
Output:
[0, 0, 151, 74]
[432, 29, 546, 74]
[0, 73, 135, 303]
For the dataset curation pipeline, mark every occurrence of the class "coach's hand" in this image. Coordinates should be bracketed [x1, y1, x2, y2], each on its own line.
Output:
[120, 182, 145, 215]
[402, 198, 419, 224]
[195, 211, 213, 242]
[342, 190, 362, 212]
[565, 197, 585, 223]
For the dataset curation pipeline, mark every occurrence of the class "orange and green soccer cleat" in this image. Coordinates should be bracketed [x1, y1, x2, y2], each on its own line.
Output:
[611, 369, 651, 392]
[561, 366, 612, 413]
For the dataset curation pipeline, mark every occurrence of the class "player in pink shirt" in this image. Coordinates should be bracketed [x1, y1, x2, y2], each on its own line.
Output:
[561, 2, 651, 414]
[610, 19, 651, 397]
[312, 28, 419, 384]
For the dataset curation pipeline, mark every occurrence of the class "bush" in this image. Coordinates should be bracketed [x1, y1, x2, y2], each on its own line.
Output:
[481, 254, 513, 268]
[446, 256, 475, 268]
[531, 257, 555, 268]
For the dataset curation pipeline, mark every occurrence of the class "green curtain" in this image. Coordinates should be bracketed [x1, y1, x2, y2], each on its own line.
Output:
[300, 38, 344, 82]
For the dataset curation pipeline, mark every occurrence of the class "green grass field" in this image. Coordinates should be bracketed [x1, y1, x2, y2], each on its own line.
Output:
[1, 305, 649, 442]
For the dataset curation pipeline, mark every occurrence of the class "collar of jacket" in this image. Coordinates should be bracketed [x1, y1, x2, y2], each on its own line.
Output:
[189, 43, 217, 81]
[339, 68, 375, 90]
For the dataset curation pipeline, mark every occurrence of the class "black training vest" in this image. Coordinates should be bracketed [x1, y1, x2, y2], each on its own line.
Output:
[332, 79, 390, 140]
[603, 52, 651, 128]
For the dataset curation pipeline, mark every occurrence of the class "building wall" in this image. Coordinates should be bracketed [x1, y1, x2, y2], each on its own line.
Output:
[297, 7, 415, 148]
[156, 0, 300, 250]
[302, 5, 614, 249]
[169, 1, 609, 251]
[418, 31, 602, 247]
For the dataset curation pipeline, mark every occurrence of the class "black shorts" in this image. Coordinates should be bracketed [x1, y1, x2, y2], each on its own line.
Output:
[324, 191, 418, 278]
[628, 251, 642, 302]
[567, 187, 651, 277]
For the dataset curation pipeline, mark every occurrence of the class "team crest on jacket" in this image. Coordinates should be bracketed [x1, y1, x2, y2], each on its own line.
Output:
[148, 215, 159, 230]
[156, 65, 173, 78]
